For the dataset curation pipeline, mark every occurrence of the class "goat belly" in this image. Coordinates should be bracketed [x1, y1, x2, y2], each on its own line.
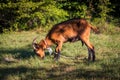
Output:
[68, 37, 79, 42]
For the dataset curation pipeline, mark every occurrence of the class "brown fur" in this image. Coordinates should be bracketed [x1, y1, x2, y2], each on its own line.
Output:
[33, 18, 99, 61]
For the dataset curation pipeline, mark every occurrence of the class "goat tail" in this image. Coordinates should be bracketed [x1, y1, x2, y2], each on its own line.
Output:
[90, 24, 100, 34]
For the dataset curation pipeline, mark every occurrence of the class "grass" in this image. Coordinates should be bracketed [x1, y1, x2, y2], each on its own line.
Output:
[0, 30, 120, 80]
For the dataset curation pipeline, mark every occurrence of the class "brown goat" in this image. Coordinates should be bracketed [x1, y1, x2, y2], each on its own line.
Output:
[32, 18, 99, 61]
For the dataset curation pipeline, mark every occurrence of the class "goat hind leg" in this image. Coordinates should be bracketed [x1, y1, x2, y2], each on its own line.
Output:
[82, 39, 95, 61]
[87, 48, 91, 61]
[87, 43, 95, 61]
[87, 47, 95, 61]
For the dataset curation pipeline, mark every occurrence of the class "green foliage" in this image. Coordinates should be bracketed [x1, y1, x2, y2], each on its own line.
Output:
[0, 0, 68, 32]
[0, 0, 119, 33]
[57, 1, 88, 18]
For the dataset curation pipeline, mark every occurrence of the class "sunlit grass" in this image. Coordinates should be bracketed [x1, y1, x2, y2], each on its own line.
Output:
[0, 30, 120, 80]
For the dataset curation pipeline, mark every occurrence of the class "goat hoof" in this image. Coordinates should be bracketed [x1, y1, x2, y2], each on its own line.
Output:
[54, 54, 60, 61]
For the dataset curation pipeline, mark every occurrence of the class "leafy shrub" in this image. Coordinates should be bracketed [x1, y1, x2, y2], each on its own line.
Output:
[0, 0, 68, 32]
[0, 0, 119, 34]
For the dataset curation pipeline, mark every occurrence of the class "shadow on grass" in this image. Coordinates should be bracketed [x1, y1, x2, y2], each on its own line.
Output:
[47, 65, 119, 80]
[0, 66, 46, 80]
[0, 58, 119, 80]
[46, 58, 120, 80]
[0, 44, 35, 59]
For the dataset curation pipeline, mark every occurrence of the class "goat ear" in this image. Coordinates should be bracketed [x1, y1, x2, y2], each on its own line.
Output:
[40, 39, 46, 45]
[43, 39, 47, 45]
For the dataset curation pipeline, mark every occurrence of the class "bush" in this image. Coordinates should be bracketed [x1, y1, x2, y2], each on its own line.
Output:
[0, 0, 68, 32]
[0, 0, 119, 34]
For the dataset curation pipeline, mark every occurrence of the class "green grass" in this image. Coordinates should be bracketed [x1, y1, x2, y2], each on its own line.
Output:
[0, 30, 120, 80]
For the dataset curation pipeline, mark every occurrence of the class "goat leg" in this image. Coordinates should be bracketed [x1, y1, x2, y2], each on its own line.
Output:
[91, 49, 95, 61]
[54, 51, 61, 61]
[88, 48, 91, 61]
[88, 48, 95, 61]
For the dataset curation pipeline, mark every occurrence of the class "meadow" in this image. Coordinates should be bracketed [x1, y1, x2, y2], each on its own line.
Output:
[0, 30, 120, 80]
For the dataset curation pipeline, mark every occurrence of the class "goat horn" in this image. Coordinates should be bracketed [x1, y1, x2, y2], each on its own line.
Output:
[32, 37, 38, 50]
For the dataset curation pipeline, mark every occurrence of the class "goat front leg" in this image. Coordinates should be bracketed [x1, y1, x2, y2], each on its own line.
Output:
[54, 41, 63, 61]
